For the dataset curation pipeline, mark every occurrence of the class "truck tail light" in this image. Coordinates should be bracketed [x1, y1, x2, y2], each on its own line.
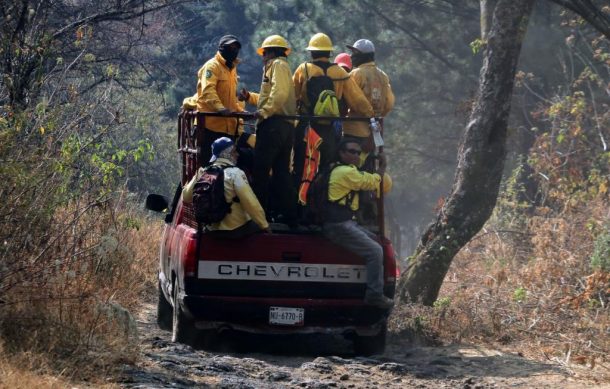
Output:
[382, 239, 397, 283]
[184, 236, 197, 277]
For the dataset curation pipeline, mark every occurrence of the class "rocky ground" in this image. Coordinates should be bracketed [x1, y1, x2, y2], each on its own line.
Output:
[118, 304, 606, 388]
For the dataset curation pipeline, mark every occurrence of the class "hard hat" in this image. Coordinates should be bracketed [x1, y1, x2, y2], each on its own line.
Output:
[306, 33, 333, 51]
[334, 53, 352, 71]
[347, 39, 375, 54]
[210, 137, 235, 163]
[256, 35, 291, 56]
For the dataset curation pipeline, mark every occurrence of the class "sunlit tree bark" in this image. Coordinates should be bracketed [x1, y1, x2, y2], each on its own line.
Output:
[397, 0, 535, 305]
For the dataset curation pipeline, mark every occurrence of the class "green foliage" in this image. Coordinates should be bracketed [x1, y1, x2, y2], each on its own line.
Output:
[433, 297, 451, 310]
[122, 216, 142, 231]
[590, 225, 610, 271]
[493, 159, 531, 229]
[513, 287, 527, 303]
[413, 315, 428, 332]
[469, 38, 485, 54]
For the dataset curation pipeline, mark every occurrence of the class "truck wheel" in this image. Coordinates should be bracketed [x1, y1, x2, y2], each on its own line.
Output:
[171, 283, 196, 344]
[353, 325, 387, 356]
[156, 281, 172, 331]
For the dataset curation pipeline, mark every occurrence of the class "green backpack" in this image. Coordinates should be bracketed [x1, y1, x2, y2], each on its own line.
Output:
[313, 89, 340, 117]
[305, 61, 342, 118]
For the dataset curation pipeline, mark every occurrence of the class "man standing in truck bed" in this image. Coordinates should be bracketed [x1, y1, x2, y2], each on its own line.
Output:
[292, 33, 374, 182]
[183, 35, 244, 164]
[343, 39, 395, 156]
[240, 35, 297, 226]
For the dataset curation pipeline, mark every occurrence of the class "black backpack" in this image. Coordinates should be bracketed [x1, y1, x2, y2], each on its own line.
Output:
[305, 61, 339, 115]
[305, 163, 353, 225]
[192, 165, 232, 225]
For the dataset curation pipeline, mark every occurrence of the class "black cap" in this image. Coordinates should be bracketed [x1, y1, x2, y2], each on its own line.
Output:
[218, 35, 241, 48]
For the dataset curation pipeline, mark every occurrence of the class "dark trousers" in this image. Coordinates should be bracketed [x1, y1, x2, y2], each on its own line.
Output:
[253, 117, 296, 221]
[201, 128, 231, 166]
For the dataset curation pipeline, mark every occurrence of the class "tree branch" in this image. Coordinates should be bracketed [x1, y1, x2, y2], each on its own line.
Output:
[547, 0, 610, 40]
[359, 0, 462, 72]
[52, 1, 190, 39]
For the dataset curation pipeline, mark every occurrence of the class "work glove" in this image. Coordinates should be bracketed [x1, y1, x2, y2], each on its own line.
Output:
[238, 88, 250, 102]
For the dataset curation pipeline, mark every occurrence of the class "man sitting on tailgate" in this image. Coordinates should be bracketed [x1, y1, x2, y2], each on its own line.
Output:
[183, 137, 271, 238]
[322, 139, 393, 309]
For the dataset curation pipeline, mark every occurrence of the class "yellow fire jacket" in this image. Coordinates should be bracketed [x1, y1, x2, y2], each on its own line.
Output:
[293, 58, 374, 117]
[182, 159, 269, 231]
[193, 52, 243, 135]
[328, 164, 381, 211]
[247, 57, 296, 121]
[343, 62, 395, 138]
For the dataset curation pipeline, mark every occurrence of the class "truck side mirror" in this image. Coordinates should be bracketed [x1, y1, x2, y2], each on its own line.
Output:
[145, 194, 169, 213]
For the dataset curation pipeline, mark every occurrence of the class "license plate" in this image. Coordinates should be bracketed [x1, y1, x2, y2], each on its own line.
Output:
[269, 306, 304, 326]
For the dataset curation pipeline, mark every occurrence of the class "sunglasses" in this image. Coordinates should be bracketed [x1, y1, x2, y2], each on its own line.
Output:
[343, 148, 362, 156]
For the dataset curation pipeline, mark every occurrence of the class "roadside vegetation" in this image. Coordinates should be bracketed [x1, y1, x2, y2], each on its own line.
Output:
[1, 0, 608, 386]
[0, 1, 179, 385]
[0, 199, 161, 384]
[391, 16, 609, 377]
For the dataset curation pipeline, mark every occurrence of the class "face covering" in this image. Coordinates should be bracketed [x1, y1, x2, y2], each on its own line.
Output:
[219, 46, 239, 69]
[351, 53, 367, 68]
[351, 53, 374, 68]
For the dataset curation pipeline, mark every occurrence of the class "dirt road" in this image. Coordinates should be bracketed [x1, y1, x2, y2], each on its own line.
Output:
[118, 304, 604, 388]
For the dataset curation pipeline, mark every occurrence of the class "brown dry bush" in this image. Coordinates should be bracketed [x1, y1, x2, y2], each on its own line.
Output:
[0, 195, 161, 382]
[395, 197, 609, 376]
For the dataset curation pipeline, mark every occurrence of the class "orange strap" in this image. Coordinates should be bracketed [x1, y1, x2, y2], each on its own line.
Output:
[298, 127, 322, 205]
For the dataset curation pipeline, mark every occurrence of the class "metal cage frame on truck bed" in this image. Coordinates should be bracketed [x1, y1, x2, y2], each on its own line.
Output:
[177, 110, 387, 235]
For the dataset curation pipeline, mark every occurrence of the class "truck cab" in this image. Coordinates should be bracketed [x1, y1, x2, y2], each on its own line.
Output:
[146, 111, 397, 355]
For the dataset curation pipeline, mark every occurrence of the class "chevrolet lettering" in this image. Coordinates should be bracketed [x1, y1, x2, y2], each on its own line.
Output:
[198, 261, 366, 283]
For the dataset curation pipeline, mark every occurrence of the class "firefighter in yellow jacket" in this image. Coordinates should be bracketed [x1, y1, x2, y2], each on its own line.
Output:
[183, 35, 244, 163]
[292, 33, 374, 185]
[239, 35, 297, 225]
[183, 137, 271, 238]
[344, 39, 395, 152]
[323, 138, 394, 309]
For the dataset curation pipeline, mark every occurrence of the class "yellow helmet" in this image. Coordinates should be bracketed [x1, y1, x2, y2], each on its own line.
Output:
[306, 33, 333, 51]
[257, 35, 291, 56]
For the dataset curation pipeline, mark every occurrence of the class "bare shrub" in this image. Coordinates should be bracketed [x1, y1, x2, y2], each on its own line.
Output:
[0, 1, 177, 381]
[0, 196, 161, 380]
[423, 198, 609, 374]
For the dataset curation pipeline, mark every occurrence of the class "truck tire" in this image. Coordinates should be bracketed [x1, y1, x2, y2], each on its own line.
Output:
[157, 281, 172, 331]
[171, 282, 196, 344]
[353, 324, 387, 356]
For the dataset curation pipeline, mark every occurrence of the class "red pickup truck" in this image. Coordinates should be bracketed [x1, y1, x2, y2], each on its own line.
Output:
[145, 112, 397, 355]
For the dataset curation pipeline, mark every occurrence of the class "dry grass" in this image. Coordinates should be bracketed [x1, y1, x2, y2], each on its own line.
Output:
[0, 196, 162, 385]
[0, 348, 122, 388]
[391, 198, 609, 380]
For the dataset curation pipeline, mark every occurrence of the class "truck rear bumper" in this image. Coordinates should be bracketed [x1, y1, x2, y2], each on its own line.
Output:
[180, 295, 390, 336]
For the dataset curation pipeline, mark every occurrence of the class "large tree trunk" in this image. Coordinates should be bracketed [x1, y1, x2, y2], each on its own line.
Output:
[396, 0, 535, 306]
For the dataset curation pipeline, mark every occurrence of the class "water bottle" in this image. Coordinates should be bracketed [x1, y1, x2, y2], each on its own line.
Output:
[370, 118, 384, 147]
[332, 120, 343, 142]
